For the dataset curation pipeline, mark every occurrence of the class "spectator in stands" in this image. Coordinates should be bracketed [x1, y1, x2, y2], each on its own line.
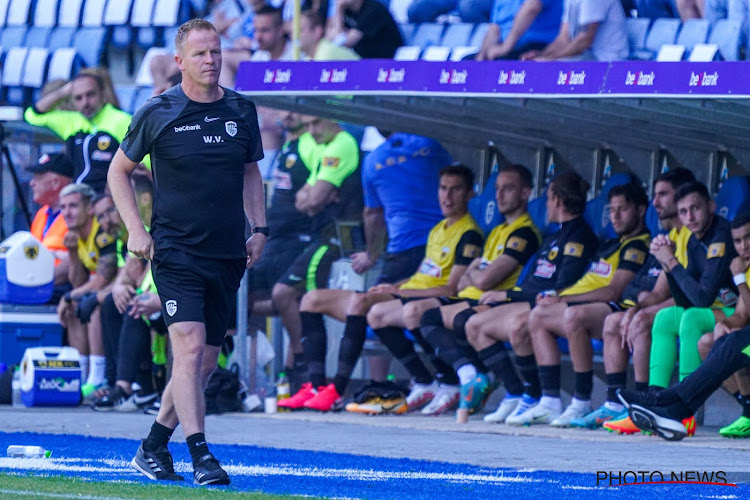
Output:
[80, 68, 121, 111]
[300, 10, 360, 59]
[249, 111, 318, 378]
[279, 164, 483, 413]
[676, 0, 704, 20]
[524, 182, 650, 427]
[41, 80, 75, 111]
[602, 168, 695, 435]
[27, 153, 74, 298]
[57, 183, 118, 398]
[270, 117, 362, 398]
[218, 1, 278, 87]
[25, 73, 142, 194]
[389, 165, 541, 418]
[326, 0, 404, 58]
[476, 0, 564, 60]
[521, 0, 629, 61]
[461, 172, 597, 425]
[408, 0, 494, 23]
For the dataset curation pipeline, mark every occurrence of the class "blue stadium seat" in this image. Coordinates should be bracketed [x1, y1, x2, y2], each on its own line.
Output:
[0, 26, 27, 47]
[6, 0, 32, 26]
[635, 18, 680, 59]
[132, 86, 154, 110]
[48, 26, 76, 50]
[584, 173, 640, 239]
[73, 27, 108, 67]
[676, 19, 710, 52]
[33, 0, 60, 27]
[715, 176, 750, 221]
[469, 23, 490, 48]
[58, 0, 84, 27]
[626, 17, 651, 58]
[441, 23, 474, 49]
[411, 22, 444, 48]
[709, 19, 741, 61]
[528, 194, 551, 235]
[398, 22, 415, 45]
[24, 26, 52, 47]
[2, 47, 29, 106]
[22, 47, 50, 99]
[468, 170, 504, 234]
[152, 0, 193, 27]
[47, 47, 84, 81]
[104, 0, 134, 49]
[0, 0, 9, 28]
[115, 84, 137, 114]
[646, 204, 663, 236]
[82, 0, 108, 27]
[163, 25, 178, 52]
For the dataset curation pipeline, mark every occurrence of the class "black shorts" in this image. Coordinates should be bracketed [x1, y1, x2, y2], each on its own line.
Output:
[249, 235, 311, 292]
[376, 245, 426, 285]
[395, 295, 477, 307]
[277, 242, 338, 292]
[565, 300, 629, 313]
[152, 248, 245, 347]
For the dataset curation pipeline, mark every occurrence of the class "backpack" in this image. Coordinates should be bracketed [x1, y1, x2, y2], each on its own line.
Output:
[204, 367, 242, 414]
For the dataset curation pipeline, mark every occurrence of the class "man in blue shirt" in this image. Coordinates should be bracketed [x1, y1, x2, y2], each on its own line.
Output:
[476, 0, 563, 60]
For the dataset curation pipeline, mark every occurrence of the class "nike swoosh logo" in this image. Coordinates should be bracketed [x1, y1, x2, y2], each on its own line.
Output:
[133, 393, 156, 405]
[205, 116, 220, 122]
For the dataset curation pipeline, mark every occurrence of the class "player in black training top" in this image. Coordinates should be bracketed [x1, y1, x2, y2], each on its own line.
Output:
[108, 20, 266, 486]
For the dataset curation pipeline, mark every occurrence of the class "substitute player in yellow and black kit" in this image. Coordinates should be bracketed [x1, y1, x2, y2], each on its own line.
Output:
[461, 171, 598, 421]
[517, 182, 651, 427]
[369, 164, 541, 416]
[279, 164, 483, 412]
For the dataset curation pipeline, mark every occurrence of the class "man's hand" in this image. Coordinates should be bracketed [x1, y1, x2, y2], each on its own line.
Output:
[63, 231, 79, 252]
[112, 283, 136, 314]
[246, 233, 267, 268]
[520, 50, 541, 61]
[368, 283, 399, 295]
[619, 307, 638, 349]
[129, 292, 161, 318]
[128, 227, 154, 260]
[351, 252, 375, 274]
[652, 239, 676, 267]
[535, 293, 562, 306]
[57, 296, 72, 327]
[479, 290, 507, 305]
[730, 256, 748, 276]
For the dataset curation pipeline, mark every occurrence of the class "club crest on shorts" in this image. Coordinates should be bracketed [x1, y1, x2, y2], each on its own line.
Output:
[166, 300, 177, 317]
[225, 121, 237, 137]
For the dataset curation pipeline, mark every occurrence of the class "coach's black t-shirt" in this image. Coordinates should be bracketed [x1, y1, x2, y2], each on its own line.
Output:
[121, 85, 263, 259]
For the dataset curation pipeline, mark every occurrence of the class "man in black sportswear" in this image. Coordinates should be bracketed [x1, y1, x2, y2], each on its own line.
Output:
[108, 19, 266, 486]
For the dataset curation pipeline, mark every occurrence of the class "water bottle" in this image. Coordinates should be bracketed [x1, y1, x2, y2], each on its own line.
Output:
[276, 372, 290, 411]
[6, 445, 51, 458]
[11, 367, 22, 408]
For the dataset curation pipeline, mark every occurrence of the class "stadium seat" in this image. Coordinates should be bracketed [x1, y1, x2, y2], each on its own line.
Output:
[24, 26, 52, 47]
[625, 17, 650, 58]
[132, 86, 154, 110]
[48, 26, 76, 50]
[6, 0, 32, 25]
[421, 46, 450, 61]
[584, 172, 640, 239]
[47, 47, 84, 81]
[528, 194, 550, 235]
[398, 22, 415, 45]
[33, 0, 59, 27]
[82, 0, 108, 27]
[468, 170, 504, 234]
[22, 47, 50, 91]
[136, 47, 169, 86]
[688, 43, 719, 62]
[411, 22, 444, 48]
[635, 18, 680, 60]
[115, 84, 137, 113]
[58, 0, 84, 27]
[0, 0, 9, 28]
[104, 0, 134, 49]
[450, 46, 477, 61]
[0, 26, 27, 47]
[132, 0, 162, 49]
[152, 0, 192, 26]
[441, 23, 474, 49]
[73, 27, 108, 68]
[715, 176, 750, 221]
[163, 25, 178, 52]
[676, 19, 710, 52]
[646, 204, 662, 236]
[709, 19, 741, 61]
[2, 47, 29, 106]
[394, 45, 421, 60]
[469, 23, 490, 48]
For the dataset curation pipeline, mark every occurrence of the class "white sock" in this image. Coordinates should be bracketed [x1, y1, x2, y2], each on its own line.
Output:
[604, 401, 624, 412]
[539, 396, 562, 410]
[457, 364, 478, 386]
[570, 397, 590, 409]
[86, 355, 106, 387]
[79, 356, 89, 382]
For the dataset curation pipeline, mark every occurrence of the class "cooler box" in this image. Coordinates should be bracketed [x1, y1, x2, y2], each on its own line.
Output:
[0, 304, 63, 365]
[20, 346, 82, 407]
[0, 231, 54, 304]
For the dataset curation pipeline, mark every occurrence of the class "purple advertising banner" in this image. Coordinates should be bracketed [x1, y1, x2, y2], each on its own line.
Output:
[235, 60, 750, 97]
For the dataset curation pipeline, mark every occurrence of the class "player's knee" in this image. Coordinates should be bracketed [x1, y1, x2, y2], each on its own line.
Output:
[401, 302, 421, 327]
[698, 333, 714, 359]
[347, 293, 372, 316]
[300, 290, 324, 312]
[366, 305, 384, 329]
[272, 283, 297, 308]
[509, 315, 530, 348]
[563, 306, 584, 335]
[464, 312, 483, 347]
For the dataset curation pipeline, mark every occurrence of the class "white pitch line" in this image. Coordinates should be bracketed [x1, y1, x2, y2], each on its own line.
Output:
[0, 489, 129, 500]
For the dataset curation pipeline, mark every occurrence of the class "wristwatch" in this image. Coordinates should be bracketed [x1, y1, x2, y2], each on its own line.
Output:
[252, 226, 269, 236]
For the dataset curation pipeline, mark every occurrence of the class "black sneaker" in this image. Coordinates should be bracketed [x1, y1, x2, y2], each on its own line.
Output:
[193, 453, 230, 486]
[93, 386, 131, 412]
[617, 388, 680, 408]
[131, 442, 184, 481]
[144, 399, 161, 416]
[617, 389, 688, 441]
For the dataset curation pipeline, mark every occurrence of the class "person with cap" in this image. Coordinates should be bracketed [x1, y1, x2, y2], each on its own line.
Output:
[28, 152, 75, 300]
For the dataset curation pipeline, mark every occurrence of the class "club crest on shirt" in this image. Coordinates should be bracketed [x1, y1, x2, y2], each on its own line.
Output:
[97, 135, 111, 150]
[708, 242, 725, 259]
[285, 154, 297, 169]
[225, 121, 237, 137]
[548, 246, 559, 261]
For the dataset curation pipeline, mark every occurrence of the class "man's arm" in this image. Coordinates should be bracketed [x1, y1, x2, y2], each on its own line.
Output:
[244, 161, 267, 268]
[561, 269, 636, 304]
[465, 254, 522, 291]
[535, 22, 599, 60]
[32, 82, 73, 114]
[108, 149, 152, 259]
[351, 207, 386, 273]
[457, 257, 483, 290]
[487, 0, 544, 60]
[295, 180, 337, 216]
[70, 253, 118, 297]
[522, 22, 570, 60]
